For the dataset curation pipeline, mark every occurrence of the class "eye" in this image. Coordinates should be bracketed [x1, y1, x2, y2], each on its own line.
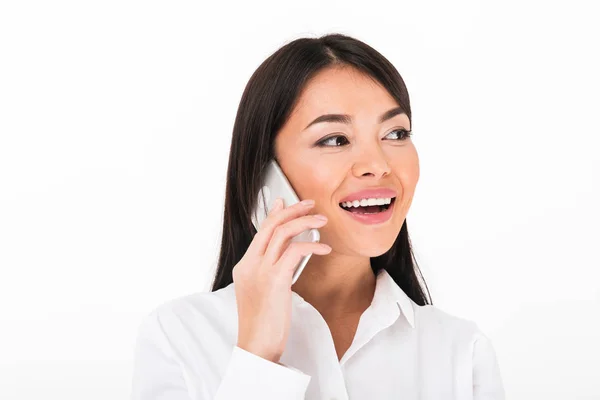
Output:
[315, 128, 412, 147]
[316, 135, 350, 147]
[385, 128, 412, 141]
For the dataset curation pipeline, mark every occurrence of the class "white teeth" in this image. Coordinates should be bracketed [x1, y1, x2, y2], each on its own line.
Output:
[340, 197, 393, 209]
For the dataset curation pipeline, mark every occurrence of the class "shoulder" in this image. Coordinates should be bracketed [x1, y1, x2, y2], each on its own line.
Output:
[131, 285, 245, 398]
[414, 303, 491, 346]
[136, 283, 238, 344]
[413, 305, 505, 397]
[153, 283, 236, 319]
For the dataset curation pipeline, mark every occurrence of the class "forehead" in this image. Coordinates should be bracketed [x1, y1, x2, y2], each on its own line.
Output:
[291, 66, 405, 124]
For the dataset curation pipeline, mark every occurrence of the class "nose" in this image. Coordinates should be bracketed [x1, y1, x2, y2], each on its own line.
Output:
[351, 142, 391, 179]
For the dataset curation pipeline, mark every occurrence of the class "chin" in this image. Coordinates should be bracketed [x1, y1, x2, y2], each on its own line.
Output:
[352, 237, 397, 257]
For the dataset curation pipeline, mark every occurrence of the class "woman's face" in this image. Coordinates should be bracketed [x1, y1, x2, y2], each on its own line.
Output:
[274, 66, 419, 257]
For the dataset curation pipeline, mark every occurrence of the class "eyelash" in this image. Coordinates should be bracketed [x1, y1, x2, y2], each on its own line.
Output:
[316, 128, 412, 148]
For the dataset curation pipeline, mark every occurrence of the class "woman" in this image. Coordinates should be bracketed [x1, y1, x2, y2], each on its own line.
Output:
[131, 33, 505, 400]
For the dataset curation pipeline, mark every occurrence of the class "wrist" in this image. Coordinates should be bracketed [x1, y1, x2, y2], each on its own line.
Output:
[237, 341, 281, 363]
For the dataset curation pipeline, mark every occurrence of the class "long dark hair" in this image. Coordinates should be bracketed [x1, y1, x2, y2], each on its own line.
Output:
[210, 33, 432, 306]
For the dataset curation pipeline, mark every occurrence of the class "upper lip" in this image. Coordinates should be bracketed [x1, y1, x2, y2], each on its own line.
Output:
[339, 187, 398, 203]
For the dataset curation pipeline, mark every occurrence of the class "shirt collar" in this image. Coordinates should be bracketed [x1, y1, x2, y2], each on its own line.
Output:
[372, 268, 416, 328]
[291, 268, 415, 329]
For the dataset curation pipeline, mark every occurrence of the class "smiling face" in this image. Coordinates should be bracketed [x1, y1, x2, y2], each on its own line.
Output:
[274, 65, 419, 257]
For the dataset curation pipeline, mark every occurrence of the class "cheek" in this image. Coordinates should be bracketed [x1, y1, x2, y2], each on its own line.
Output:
[400, 164, 419, 190]
[394, 158, 419, 213]
[277, 149, 337, 204]
[396, 148, 419, 187]
[293, 163, 338, 202]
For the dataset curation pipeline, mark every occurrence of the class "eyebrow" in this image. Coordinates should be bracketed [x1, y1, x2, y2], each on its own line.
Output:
[303, 106, 406, 131]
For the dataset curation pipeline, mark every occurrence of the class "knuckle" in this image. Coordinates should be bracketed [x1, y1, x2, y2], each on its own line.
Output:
[287, 242, 305, 256]
[281, 244, 296, 259]
[232, 267, 241, 282]
[232, 264, 243, 278]
[273, 224, 288, 237]
[307, 214, 322, 223]
[233, 258, 252, 278]
[308, 215, 320, 224]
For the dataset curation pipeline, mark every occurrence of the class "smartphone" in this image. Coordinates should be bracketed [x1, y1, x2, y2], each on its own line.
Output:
[250, 159, 321, 285]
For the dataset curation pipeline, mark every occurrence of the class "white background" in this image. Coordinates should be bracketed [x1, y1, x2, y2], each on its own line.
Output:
[1, 0, 599, 398]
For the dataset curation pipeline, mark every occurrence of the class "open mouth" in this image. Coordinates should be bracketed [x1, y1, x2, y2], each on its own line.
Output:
[339, 197, 396, 214]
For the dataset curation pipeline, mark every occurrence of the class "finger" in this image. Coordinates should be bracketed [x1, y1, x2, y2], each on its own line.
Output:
[273, 242, 332, 277]
[263, 214, 327, 266]
[246, 197, 284, 257]
[269, 197, 283, 215]
[249, 199, 316, 256]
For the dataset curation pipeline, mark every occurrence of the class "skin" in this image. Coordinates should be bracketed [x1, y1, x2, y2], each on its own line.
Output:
[273, 65, 420, 359]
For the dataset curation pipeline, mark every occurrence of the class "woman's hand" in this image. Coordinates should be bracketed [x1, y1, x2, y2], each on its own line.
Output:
[232, 198, 331, 363]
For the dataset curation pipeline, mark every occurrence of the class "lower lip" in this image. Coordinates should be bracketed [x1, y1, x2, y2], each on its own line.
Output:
[340, 199, 395, 225]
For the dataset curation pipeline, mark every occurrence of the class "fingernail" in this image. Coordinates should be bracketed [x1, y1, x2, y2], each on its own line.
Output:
[314, 214, 327, 221]
[270, 198, 282, 213]
[300, 199, 315, 206]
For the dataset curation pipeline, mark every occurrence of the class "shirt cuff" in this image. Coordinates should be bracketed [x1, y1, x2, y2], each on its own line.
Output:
[214, 346, 311, 400]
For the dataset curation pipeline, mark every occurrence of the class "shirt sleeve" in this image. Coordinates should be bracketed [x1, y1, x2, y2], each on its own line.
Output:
[130, 310, 192, 400]
[131, 308, 310, 400]
[472, 332, 506, 400]
[214, 346, 311, 400]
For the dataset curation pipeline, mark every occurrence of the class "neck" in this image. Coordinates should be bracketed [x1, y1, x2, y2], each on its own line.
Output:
[291, 251, 377, 318]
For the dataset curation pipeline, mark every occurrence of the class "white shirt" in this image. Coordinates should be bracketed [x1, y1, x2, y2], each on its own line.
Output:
[130, 269, 505, 400]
